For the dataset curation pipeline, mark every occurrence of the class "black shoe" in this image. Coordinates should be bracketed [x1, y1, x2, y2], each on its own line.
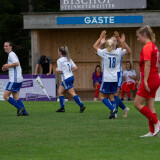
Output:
[17, 108, 24, 116]
[128, 98, 131, 101]
[121, 98, 124, 101]
[22, 113, 29, 116]
[109, 108, 117, 119]
[80, 106, 86, 113]
[56, 108, 65, 112]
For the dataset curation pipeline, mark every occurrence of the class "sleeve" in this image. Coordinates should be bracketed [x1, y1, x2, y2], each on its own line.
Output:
[10, 53, 18, 64]
[133, 70, 136, 76]
[118, 48, 126, 57]
[48, 57, 53, 64]
[70, 59, 76, 68]
[57, 60, 62, 71]
[97, 49, 106, 58]
[143, 44, 153, 61]
[123, 70, 127, 77]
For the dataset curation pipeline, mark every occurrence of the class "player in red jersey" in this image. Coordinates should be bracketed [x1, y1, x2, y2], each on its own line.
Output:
[134, 26, 160, 137]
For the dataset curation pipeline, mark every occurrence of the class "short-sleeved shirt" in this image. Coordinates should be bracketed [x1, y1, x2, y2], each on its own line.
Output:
[123, 69, 136, 83]
[116, 48, 126, 72]
[38, 56, 52, 74]
[57, 57, 76, 81]
[140, 41, 159, 78]
[97, 48, 126, 82]
[7, 51, 23, 83]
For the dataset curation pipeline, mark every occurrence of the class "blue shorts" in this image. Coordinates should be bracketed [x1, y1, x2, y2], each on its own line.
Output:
[100, 82, 118, 94]
[61, 76, 74, 91]
[5, 82, 22, 92]
[117, 71, 123, 89]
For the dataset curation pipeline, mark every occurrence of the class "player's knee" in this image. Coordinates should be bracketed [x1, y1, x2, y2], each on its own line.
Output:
[3, 94, 9, 101]
[58, 90, 62, 96]
[99, 95, 104, 101]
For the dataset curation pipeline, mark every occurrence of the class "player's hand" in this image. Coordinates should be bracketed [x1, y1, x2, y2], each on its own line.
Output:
[34, 73, 38, 76]
[137, 81, 141, 89]
[3, 64, 9, 69]
[121, 34, 125, 42]
[2, 67, 7, 71]
[100, 38, 106, 45]
[114, 31, 120, 39]
[100, 30, 107, 39]
[46, 73, 51, 76]
[55, 68, 58, 72]
[144, 81, 150, 92]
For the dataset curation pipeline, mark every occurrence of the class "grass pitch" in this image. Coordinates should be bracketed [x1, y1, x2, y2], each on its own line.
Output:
[0, 101, 160, 160]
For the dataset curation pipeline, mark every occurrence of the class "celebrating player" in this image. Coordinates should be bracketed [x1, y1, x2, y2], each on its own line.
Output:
[2, 41, 28, 116]
[111, 34, 131, 118]
[134, 26, 160, 137]
[93, 30, 126, 119]
[55, 46, 86, 113]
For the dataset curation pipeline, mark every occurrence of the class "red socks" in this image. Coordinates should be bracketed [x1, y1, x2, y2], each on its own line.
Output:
[121, 90, 125, 98]
[140, 106, 158, 125]
[94, 84, 101, 98]
[127, 91, 130, 98]
[149, 113, 157, 133]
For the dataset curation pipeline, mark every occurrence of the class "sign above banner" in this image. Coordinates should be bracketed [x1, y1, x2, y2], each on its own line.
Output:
[60, 0, 147, 11]
[57, 16, 143, 25]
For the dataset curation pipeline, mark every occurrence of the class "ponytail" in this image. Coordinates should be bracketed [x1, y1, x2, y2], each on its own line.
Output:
[59, 46, 71, 61]
[136, 26, 155, 42]
[106, 39, 114, 52]
[5, 41, 22, 51]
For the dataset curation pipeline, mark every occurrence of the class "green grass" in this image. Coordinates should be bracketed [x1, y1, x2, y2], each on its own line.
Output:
[0, 101, 160, 160]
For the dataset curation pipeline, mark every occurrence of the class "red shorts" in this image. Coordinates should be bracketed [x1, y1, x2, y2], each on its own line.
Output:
[137, 75, 160, 99]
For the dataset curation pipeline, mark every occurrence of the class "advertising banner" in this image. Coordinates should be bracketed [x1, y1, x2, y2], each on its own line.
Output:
[0, 75, 56, 101]
[60, 0, 147, 11]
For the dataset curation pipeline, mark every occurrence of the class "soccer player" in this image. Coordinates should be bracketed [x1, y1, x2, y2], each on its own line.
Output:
[134, 26, 160, 137]
[93, 30, 126, 119]
[2, 41, 28, 116]
[92, 65, 103, 101]
[55, 46, 86, 113]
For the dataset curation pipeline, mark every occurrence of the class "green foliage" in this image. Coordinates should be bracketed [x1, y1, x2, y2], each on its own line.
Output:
[0, 101, 160, 160]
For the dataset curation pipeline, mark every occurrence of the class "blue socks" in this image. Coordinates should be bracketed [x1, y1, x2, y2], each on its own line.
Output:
[59, 96, 65, 109]
[73, 95, 83, 107]
[119, 98, 126, 110]
[8, 97, 21, 110]
[110, 101, 116, 109]
[102, 98, 115, 111]
[114, 96, 126, 111]
[17, 99, 27, 114]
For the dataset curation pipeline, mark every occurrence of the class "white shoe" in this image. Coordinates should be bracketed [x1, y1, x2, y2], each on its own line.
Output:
[94, 98, 97, 101]
[123, 107, 130, 118]
[153, 121, 160, 136]
[140, 132, 153, 137]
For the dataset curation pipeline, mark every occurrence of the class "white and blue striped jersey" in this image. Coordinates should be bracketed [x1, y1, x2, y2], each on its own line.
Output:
[57, 57, 76, 81]
[116, 48, 126, 72]
[8, 51, 23, 83]
[97, 48, 126, 82]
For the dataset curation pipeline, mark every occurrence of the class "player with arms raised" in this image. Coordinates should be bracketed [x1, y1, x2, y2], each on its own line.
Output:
[93, 30, 126, 119]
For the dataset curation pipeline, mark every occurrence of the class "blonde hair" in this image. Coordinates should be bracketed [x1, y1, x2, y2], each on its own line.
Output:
[137, 25, 156, 42]
[59, 46, 70, 61]
[106, 39, 115, 52]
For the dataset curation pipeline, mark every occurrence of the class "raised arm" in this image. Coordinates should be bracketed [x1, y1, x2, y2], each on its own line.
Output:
[114, 31, 124, 50]
[121, 34, 131, 54]
[93, 30, 106, 52]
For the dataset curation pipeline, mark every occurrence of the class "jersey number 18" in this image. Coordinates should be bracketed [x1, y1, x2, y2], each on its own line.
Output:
[108, 57, 116, 68]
